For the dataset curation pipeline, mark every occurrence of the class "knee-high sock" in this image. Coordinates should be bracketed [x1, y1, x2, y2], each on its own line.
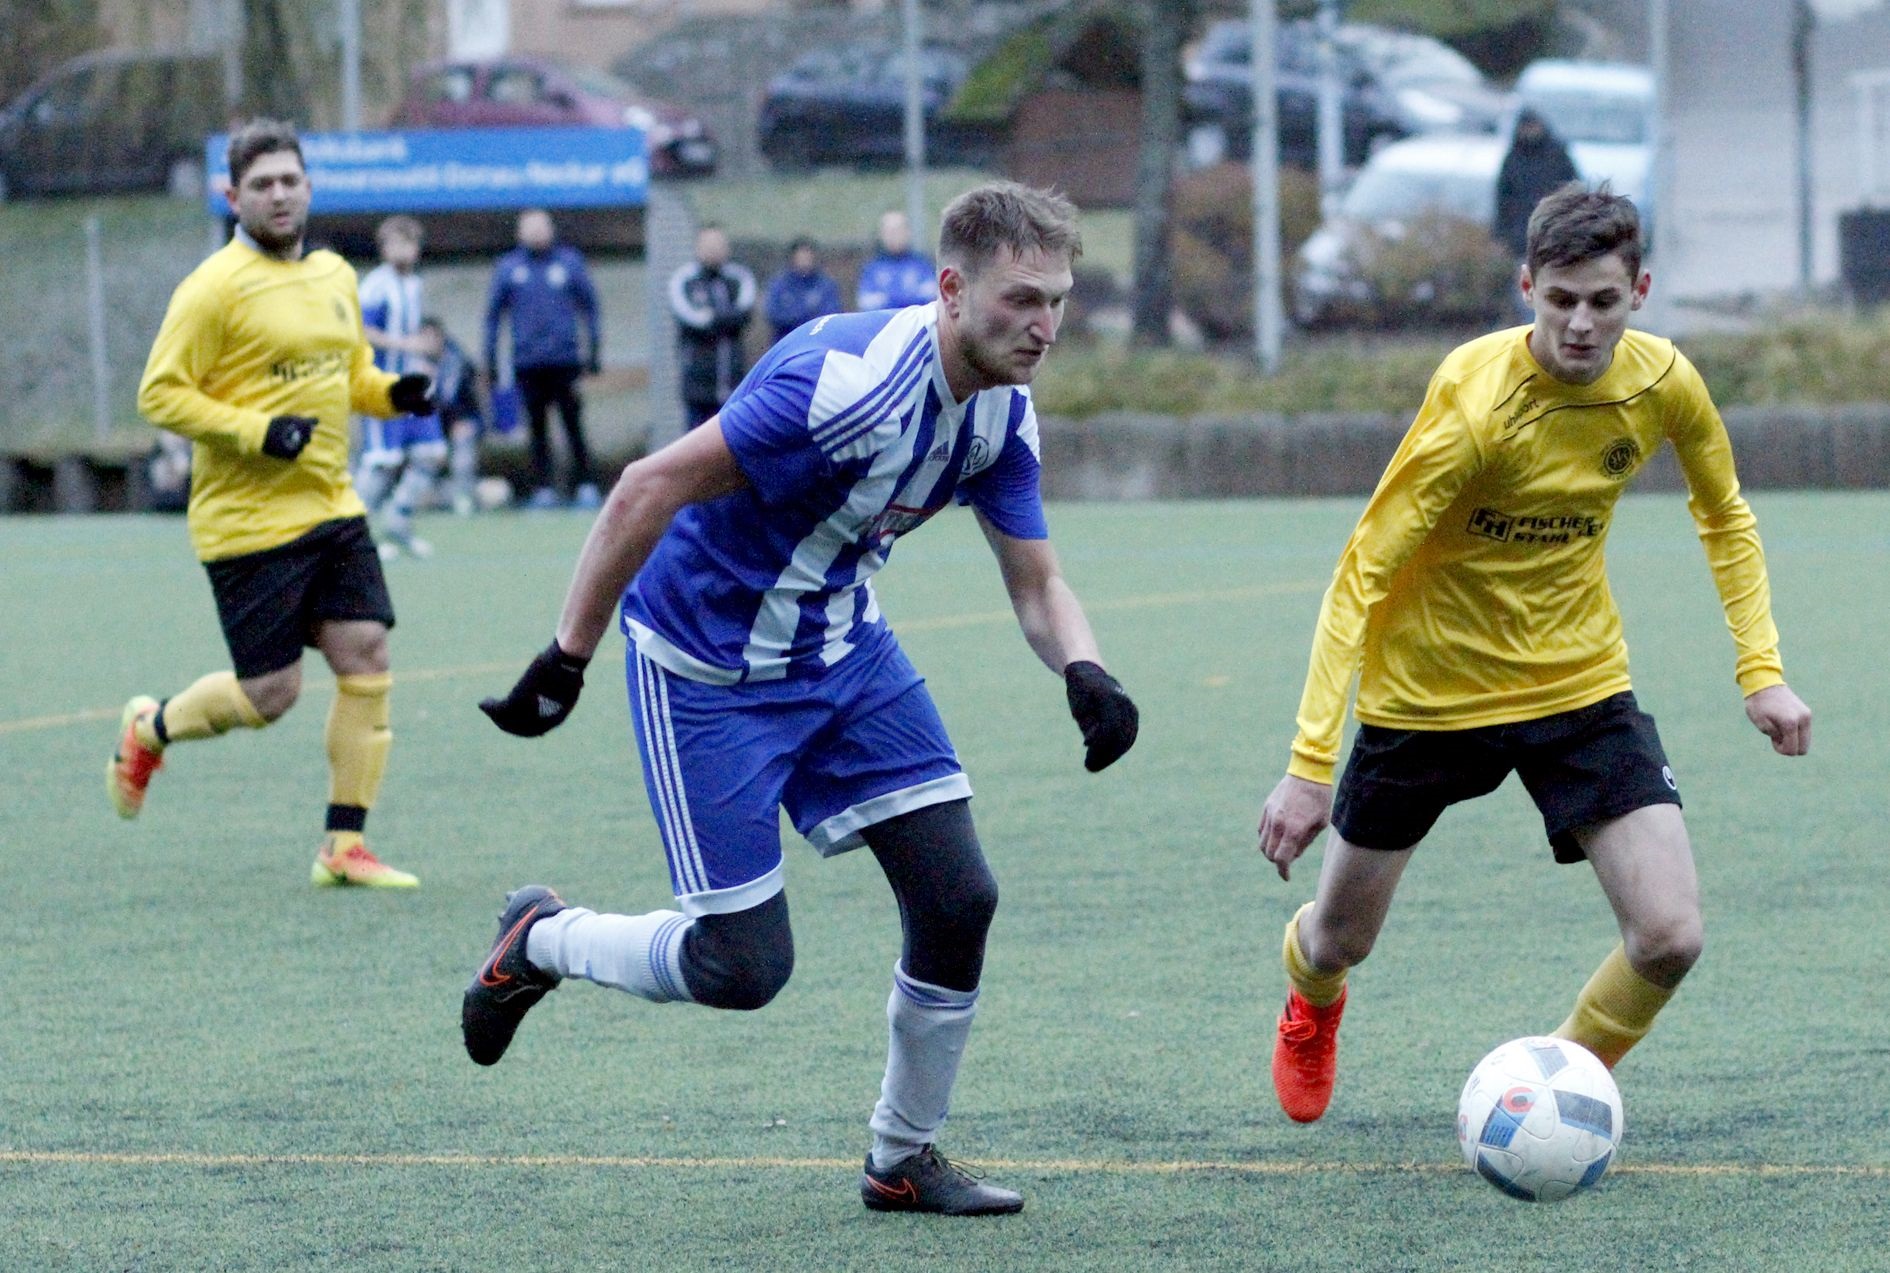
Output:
[1284, 901, 1348, 1007]
[148, 671, 265, 749]
[449, 432, 478, 504]
[327, 673, 392, 812]
[869, 964, 978, 1169]
[354, 457, 399, 515]
[526, 907, 695, 1003]
[387, 445, 446, 536]
[1553, 943, 1675, 1069]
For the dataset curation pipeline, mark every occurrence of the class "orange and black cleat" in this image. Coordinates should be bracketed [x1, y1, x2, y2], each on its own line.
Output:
[1273, 986, 1348, 1123]
[107, 695, 164, 820]
[462, 885, 567, 1066]
[860, 1145, 1023, 1216]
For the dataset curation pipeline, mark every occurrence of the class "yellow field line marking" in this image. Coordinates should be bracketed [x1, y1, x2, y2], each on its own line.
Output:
[0, 581, 1324, 737]
[0, 1149, 1881, 1177]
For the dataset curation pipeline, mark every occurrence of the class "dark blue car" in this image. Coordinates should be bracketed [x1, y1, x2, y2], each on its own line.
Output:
[757, 43, 984, 171]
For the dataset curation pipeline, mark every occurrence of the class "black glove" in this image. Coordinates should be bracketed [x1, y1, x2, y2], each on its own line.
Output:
[389, 373, 434, 416]
[480, 640, 590, 737]
[261, 414, 317, 460]
[1064, 660, 1139, 773]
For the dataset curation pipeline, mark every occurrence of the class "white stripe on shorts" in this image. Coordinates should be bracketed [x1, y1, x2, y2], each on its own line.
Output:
[636, 652, 707, 895]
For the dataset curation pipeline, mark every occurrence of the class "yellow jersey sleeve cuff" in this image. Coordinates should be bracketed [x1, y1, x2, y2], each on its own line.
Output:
[1287, 749, 1336, 786]
[236, 411, 275, 456]
[1736, 666, 1785, 697]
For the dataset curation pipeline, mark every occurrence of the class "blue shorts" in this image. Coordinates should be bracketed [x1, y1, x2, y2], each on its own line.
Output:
[626, 635, 970, 916]
[360, 412, 445, 460]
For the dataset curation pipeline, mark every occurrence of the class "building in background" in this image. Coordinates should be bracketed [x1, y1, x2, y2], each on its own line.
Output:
[1657, 0, 1890, 316]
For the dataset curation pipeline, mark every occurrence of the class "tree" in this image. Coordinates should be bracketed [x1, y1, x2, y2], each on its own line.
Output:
[1130, 0, 1193, 346]
[0, 0, 104, 106]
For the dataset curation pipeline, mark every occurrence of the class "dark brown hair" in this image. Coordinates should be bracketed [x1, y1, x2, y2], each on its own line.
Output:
[1526, 182, 1642, 278]
[938, 181, 1082, 275]
[226, 118, 304, 186]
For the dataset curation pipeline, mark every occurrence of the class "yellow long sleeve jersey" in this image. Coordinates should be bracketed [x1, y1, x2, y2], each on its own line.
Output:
[1288, 327, 1784, 785]
[138, 236, 399, 562]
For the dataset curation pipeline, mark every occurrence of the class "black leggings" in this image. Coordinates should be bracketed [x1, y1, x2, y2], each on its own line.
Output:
[517, 365, 593, 492]
[678, 799, 997, 1009]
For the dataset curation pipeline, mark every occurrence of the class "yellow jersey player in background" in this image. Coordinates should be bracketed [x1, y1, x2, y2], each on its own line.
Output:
[1255, 183, 1813, 1123]
[112, 118, 435, 888]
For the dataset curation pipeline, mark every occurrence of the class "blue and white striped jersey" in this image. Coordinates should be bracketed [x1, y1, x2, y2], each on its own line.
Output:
[622, 303, 1049, 685]
[357, 263, 424, 376]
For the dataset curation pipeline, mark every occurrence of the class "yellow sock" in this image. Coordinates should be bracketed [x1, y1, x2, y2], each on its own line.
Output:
[148, 671, 265, 747]
[1283, 902, 1348, 1007]
[1553, 943, 1675, 1069]
[327, 673, 392, 810]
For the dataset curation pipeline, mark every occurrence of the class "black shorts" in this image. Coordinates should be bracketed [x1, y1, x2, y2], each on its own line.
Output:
[1331, 691, 1681, 864]
[203, 517, 395, 679]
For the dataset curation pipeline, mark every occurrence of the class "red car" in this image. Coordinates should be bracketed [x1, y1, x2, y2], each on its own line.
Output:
[388, 56, 717, 178]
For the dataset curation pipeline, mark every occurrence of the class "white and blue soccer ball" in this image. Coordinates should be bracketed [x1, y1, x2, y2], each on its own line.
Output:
[1457, 1036, 1623, 1202]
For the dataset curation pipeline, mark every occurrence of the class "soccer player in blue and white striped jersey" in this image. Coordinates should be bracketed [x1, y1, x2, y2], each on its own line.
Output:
[465, 182, 1139, 1215]
[354, 215, 446, 558]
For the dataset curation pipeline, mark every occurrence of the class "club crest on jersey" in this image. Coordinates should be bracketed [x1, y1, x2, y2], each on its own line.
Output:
[1601, 436, 1640, 480]
[963, 435, 993, 475]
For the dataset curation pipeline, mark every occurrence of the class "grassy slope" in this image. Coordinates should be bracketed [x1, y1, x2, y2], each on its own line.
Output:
[0, 493, 1884, 1269]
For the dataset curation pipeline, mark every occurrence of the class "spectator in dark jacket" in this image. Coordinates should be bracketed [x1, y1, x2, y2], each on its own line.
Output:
[764, 237, 844, 345]
[856, 209, 937, 311]
[667, 224, 757, 429]
[484, 208, 603, 508]
[1494, 109, 1581, 260]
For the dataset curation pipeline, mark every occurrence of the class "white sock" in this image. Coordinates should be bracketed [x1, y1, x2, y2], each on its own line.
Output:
[525, 907, 695, 1003]
[868, 964, 979, 1169]
[355, 459, 397, 513]
[450, 434, 478, 503]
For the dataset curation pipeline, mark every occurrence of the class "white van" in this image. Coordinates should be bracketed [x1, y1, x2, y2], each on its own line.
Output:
[1510, 59, 1654, 225]
[1293, 132, 1508, 325]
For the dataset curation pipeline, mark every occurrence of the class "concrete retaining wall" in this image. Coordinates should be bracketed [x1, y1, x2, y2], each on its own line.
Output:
[1037, 403, 1890, 501]
[7, 404, 1890, 513]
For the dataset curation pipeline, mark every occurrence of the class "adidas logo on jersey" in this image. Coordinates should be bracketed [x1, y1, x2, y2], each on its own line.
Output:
[926, 439, 950, 461]
[537, 695, 562, 717]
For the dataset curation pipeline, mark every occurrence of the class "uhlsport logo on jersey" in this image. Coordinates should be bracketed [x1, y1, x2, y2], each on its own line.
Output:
[1601, 436, 1641, 480]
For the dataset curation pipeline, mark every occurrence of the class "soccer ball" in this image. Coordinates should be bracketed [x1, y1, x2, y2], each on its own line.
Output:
[1457, 1036, 1623, 1202]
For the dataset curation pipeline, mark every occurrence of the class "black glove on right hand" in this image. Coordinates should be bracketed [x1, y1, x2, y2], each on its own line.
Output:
[480, 640, 590, 737]
[261, 414, 317, 460]
[389, 373, 435, 416]
[1065, 660, 1140, 773]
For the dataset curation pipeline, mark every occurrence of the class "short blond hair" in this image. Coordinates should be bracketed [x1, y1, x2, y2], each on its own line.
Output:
[376, 215, 423, 246]
[938, 181, 1082, 275]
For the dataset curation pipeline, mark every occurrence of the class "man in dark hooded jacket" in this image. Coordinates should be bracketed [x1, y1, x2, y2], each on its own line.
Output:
[1494, 108, 1581, 259]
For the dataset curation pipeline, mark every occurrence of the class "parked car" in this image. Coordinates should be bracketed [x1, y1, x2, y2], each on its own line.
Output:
[388, 56, 717, 177]
[0, 48, 222, 202]
[757, 43, 979, 171]
[1509, 60, 1654, 228]
[1293, 132, 1512, 326]
[1184, 18, 1507, 171]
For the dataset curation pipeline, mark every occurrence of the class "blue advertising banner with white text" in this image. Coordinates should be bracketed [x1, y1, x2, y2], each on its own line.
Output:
[205, 127, 648, 216]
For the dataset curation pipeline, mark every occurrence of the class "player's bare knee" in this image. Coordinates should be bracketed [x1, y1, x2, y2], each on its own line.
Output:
[242, 669, 300, 721]
[1305, 906, 1376, 970]
[1627, 915, 1703, 987]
